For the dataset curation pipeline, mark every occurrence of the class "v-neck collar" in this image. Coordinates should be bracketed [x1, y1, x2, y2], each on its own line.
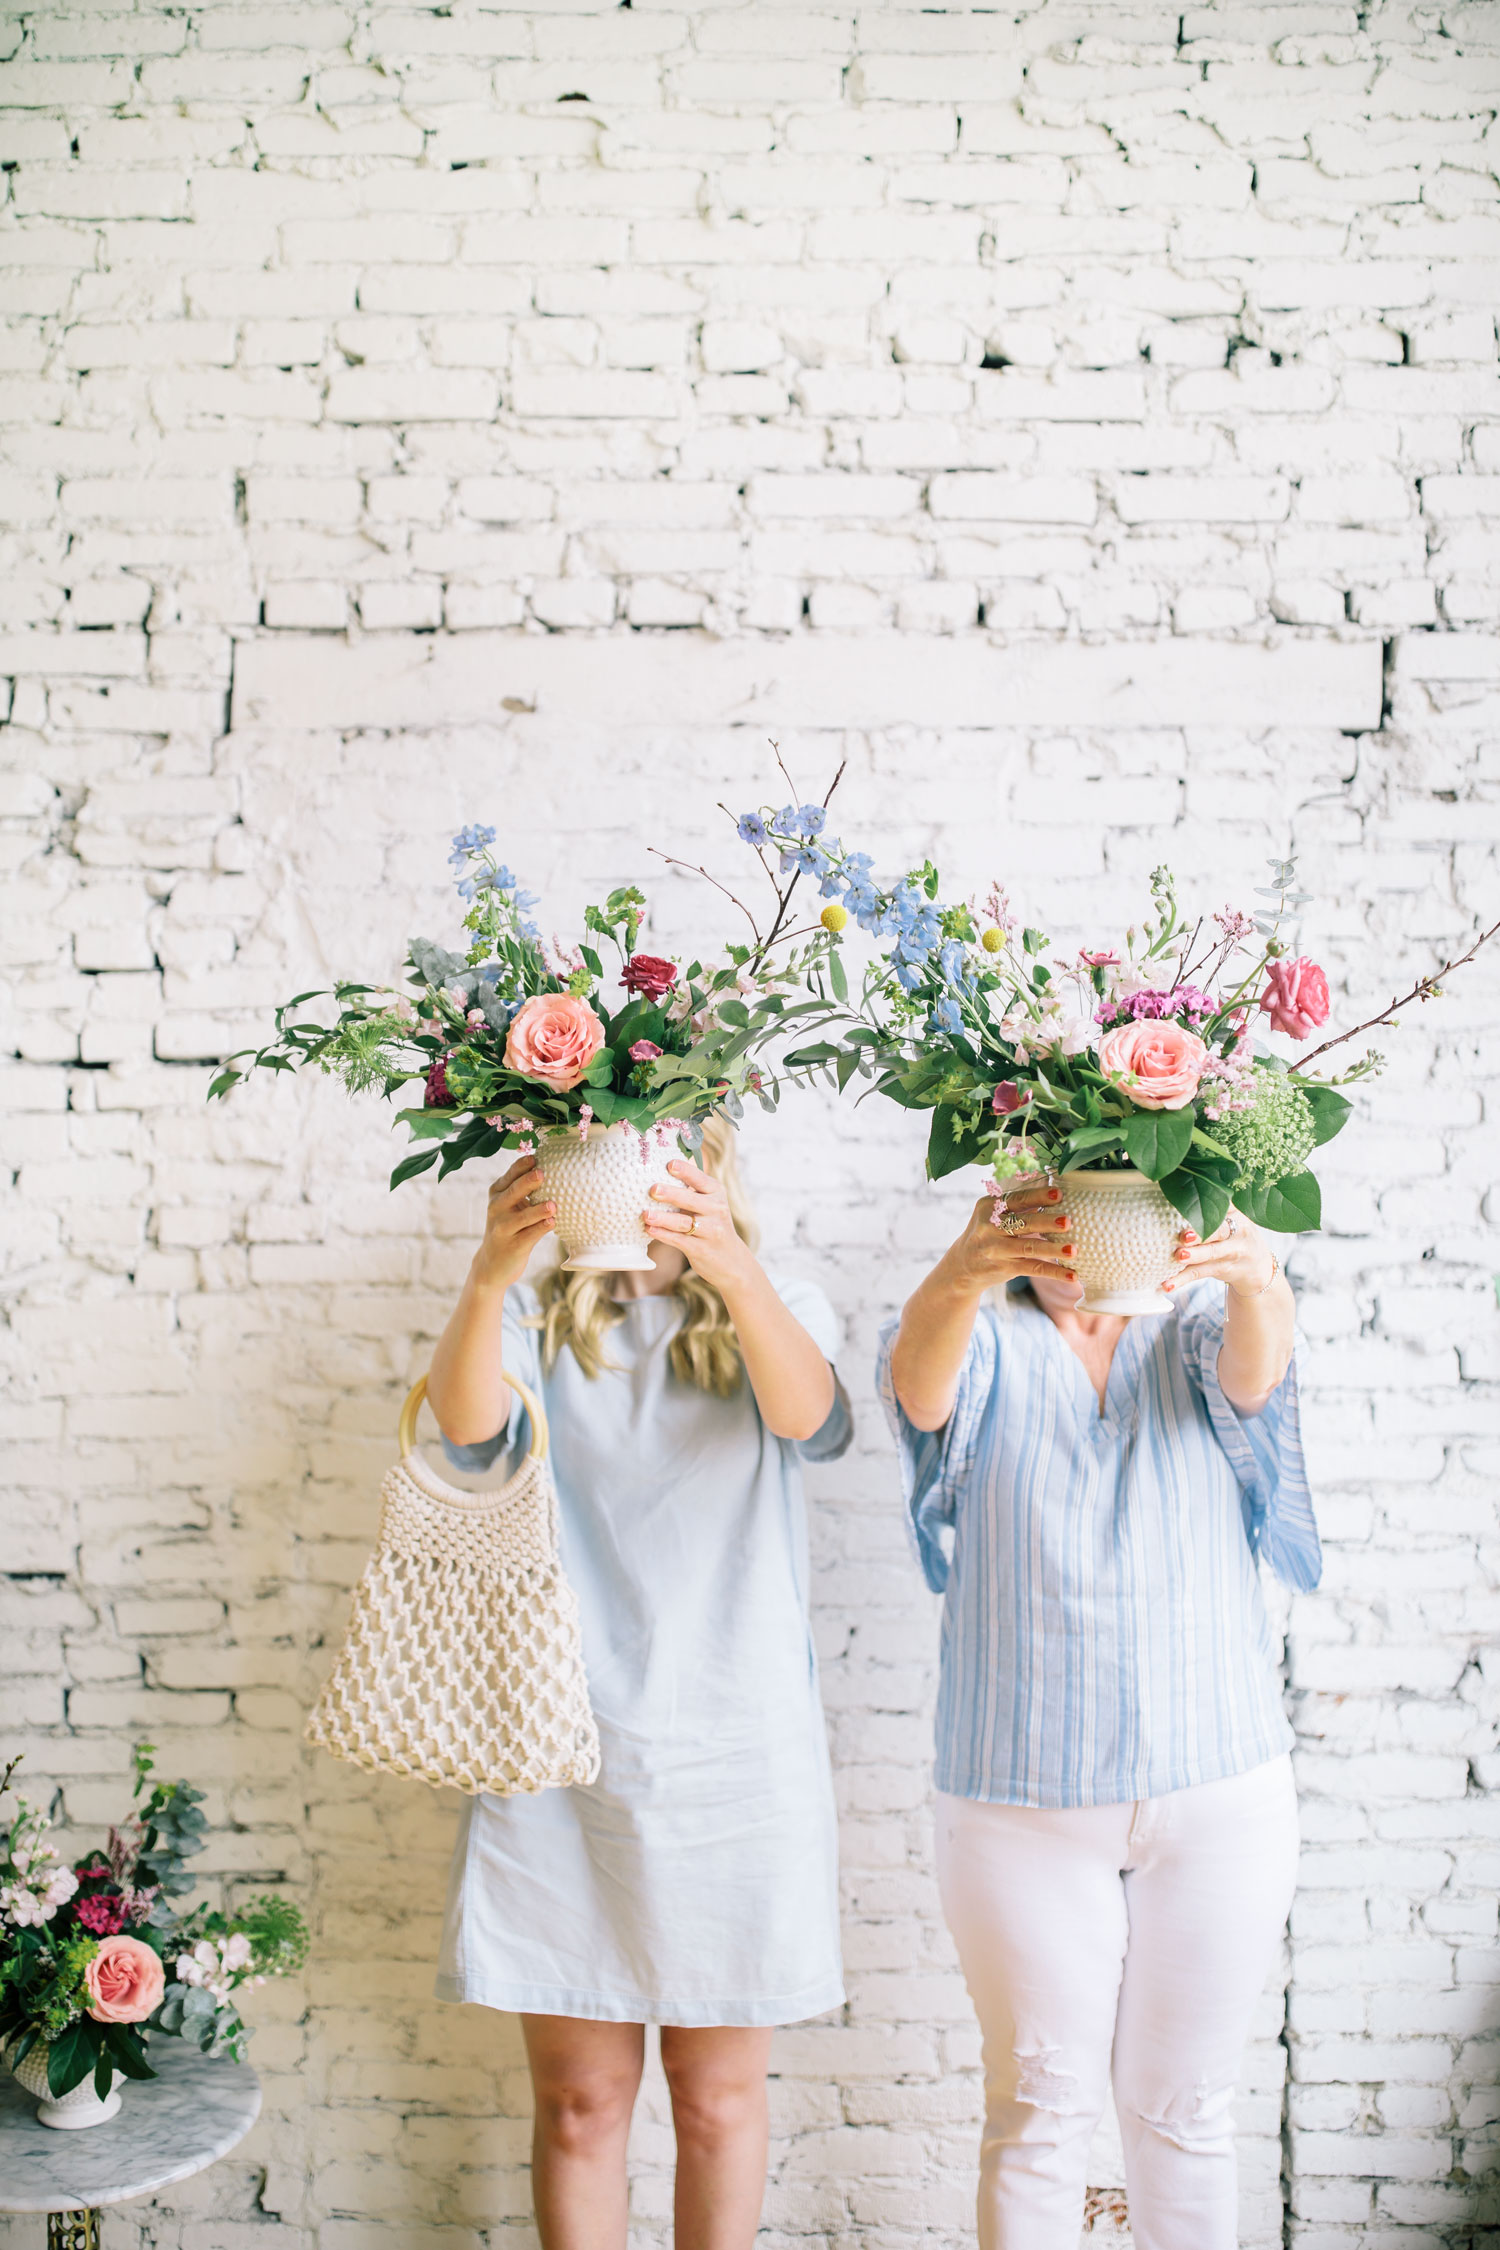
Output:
[1017, 1288, 1153, 1435]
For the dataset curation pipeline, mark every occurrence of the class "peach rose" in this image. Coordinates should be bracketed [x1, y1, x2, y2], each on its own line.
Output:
[84, 1933, 165, 2024]
[503, 992, 606, 1092]
[1097, 1019, 1208, 1111]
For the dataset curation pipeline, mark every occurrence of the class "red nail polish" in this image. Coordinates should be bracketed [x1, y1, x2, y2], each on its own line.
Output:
[1047, 1189, 1061, 1202]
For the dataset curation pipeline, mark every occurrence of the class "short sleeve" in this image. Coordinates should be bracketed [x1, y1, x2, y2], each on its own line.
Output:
[876, 1305, 999, 1595]
[1176, 1282, 1322, 1593]
[768, 1271, 852, 1464]
[438, 1284, 545, 1476]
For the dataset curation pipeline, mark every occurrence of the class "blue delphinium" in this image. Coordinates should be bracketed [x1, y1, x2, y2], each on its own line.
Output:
[737, 812, 769, 846]
[932, 996, 965, 1035]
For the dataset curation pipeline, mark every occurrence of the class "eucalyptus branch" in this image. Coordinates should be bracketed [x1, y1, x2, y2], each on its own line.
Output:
[1296, 912, 1500, 1067]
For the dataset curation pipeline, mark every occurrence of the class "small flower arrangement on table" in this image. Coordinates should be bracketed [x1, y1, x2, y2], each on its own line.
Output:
[0, 1746, 307, 2114]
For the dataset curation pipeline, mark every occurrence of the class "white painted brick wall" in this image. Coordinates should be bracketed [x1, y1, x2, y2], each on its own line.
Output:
[2, 4, 1498, 2246]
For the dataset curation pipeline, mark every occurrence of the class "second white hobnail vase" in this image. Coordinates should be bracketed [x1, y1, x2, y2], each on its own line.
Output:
[1059, 1166, 1182, 1316]
[533, 1122, 680, 1272]
[7, 2037, 123, 2129]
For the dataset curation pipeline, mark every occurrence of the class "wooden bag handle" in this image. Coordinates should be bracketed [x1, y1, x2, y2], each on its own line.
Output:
[398, 1370, 550, 1465]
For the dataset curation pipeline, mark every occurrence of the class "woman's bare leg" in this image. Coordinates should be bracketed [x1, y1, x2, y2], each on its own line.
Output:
[521, 2014, 646, 2250]
[659, 2025, 775, 2250]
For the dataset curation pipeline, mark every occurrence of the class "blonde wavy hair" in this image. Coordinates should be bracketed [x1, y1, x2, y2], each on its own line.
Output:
[530, 1116, 760, 1398]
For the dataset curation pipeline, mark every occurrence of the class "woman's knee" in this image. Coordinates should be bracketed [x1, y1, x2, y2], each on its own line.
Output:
[532, 2066, 641, 2158]
[659, 2037, 769, 2147]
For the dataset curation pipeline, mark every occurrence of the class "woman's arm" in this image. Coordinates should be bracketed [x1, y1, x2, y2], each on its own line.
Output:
[891, 1176, 1079, 1431]
[426, 1155, 556, 1445]
[1162, 1213, 1294, 1415]
[643, 1159, 834, 1440]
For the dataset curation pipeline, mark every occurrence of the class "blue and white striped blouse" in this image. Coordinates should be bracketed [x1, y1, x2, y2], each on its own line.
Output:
[877, 1280, 1320, 1810]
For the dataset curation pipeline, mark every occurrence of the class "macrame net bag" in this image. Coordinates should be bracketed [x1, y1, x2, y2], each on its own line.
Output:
[305, 1372, 600, 1797]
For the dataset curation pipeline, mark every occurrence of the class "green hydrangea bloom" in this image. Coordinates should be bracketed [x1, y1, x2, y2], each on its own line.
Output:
[1215, 1069, 1316, 1185]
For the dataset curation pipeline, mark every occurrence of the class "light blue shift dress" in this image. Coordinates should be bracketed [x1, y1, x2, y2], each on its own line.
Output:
[435, 1274, 850, 2027]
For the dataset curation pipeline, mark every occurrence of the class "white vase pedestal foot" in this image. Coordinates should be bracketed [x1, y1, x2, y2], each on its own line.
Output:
[7, 2038, 123, 2130]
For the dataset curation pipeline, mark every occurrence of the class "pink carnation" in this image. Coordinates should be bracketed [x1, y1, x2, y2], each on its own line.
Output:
[84, 1933, 165, 2025]
[75, 1892, 129, 1936]
[628, 1039, 663, 1063]
[504, 992, 606, 1092]
[1259, 956, 1330, 1042]
[1097, 1018, 1208, 1111]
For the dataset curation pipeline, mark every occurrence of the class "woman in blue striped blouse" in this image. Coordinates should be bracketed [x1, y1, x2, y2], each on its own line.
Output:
[880, 1172, 1319, 2250]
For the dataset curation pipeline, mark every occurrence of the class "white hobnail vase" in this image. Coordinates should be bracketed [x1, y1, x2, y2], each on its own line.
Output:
[532, 1121, 680, 1272]
[7, 2036, 123, 2129]
[1060, 1166, 1182, 1317]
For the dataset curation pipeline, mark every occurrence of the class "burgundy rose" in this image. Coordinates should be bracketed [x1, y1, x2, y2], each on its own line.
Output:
[992, 1082, 1029, 1114]
[620, 954, 678, 1000]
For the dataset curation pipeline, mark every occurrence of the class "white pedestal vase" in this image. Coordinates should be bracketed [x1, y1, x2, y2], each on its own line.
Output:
[1059, 1166, 1182, 1317]
[532, 1122, 680, 1273]
[7, 2038, 123, 2129]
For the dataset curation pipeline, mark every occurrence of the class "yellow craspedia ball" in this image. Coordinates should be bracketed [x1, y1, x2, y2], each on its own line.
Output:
[821, 903, 849, 932]
[980, 926, 1005, 953]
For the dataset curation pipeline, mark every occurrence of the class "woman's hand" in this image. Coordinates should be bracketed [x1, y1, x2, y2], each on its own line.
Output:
[643, 1157, 755, 1295]
[890, 1174, 1076, 1433]
[943, 1174, 1078, 1299]
[471, 1153, 556, 1294]
[1164, 1210, 1294, 1415]
[646, 1155, 834, 1441]
[1162, 1211, 1276, 1299]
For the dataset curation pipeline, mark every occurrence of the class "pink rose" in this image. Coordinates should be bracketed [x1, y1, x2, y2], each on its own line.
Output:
[1259, 956, 1330, 1042]
[628, 1039, 663, 1062]
[84, 1933, 165, 2024]
[620, 954, 678, 1000]
[504, 993, 606, 1091]
[1097, 1019, 1208, 1111]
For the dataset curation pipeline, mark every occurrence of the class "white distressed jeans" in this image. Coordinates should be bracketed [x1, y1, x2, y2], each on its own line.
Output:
[935, 1755, 1299, 2250]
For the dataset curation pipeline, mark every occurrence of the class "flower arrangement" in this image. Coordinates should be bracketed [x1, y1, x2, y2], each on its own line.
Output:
[775, 849, 1498, 1240]
[208, 780, 851, 1189]
[0, 1746, 307, 2103]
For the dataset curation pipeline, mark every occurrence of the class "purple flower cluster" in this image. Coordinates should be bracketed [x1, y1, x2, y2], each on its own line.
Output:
[1096, 984, 1216, 1029]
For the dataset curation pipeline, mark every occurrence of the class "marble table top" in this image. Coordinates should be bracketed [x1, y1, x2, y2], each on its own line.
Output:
[0, 2041, 261, 2213]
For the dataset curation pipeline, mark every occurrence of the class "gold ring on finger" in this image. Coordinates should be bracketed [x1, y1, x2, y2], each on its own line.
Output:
[999, 1210, 1028, 1236]
[688, 1213, 699, 1236]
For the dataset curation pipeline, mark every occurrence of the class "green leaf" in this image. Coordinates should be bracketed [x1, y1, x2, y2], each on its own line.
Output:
[389, 1146, 443, 1190]
[1119, 1109, 1196, 1180]
[401, 1110, 462, 1141]
[1158, 1150, 1238, 1241]
[47, 2020, 97, 2098]
[1296, 1082, 1353, 1148]
[828, 946, 848, 1004]
[580, 945, 604, 979]
[716, 998, 751, 1029]
[102, 2024, 156, 2081]
[1234, 1167, 1322, 1234]
[926, 1103, 982, 1181]
[1060, 1124, 1126, 1162]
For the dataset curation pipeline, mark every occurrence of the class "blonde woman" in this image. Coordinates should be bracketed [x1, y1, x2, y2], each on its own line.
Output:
[425, 1119, 849, 2250]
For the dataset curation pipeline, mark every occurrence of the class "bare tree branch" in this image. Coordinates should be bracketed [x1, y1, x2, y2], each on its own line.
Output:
[1296, 912, 1500, 1068]
[647, 848, 763, 942]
